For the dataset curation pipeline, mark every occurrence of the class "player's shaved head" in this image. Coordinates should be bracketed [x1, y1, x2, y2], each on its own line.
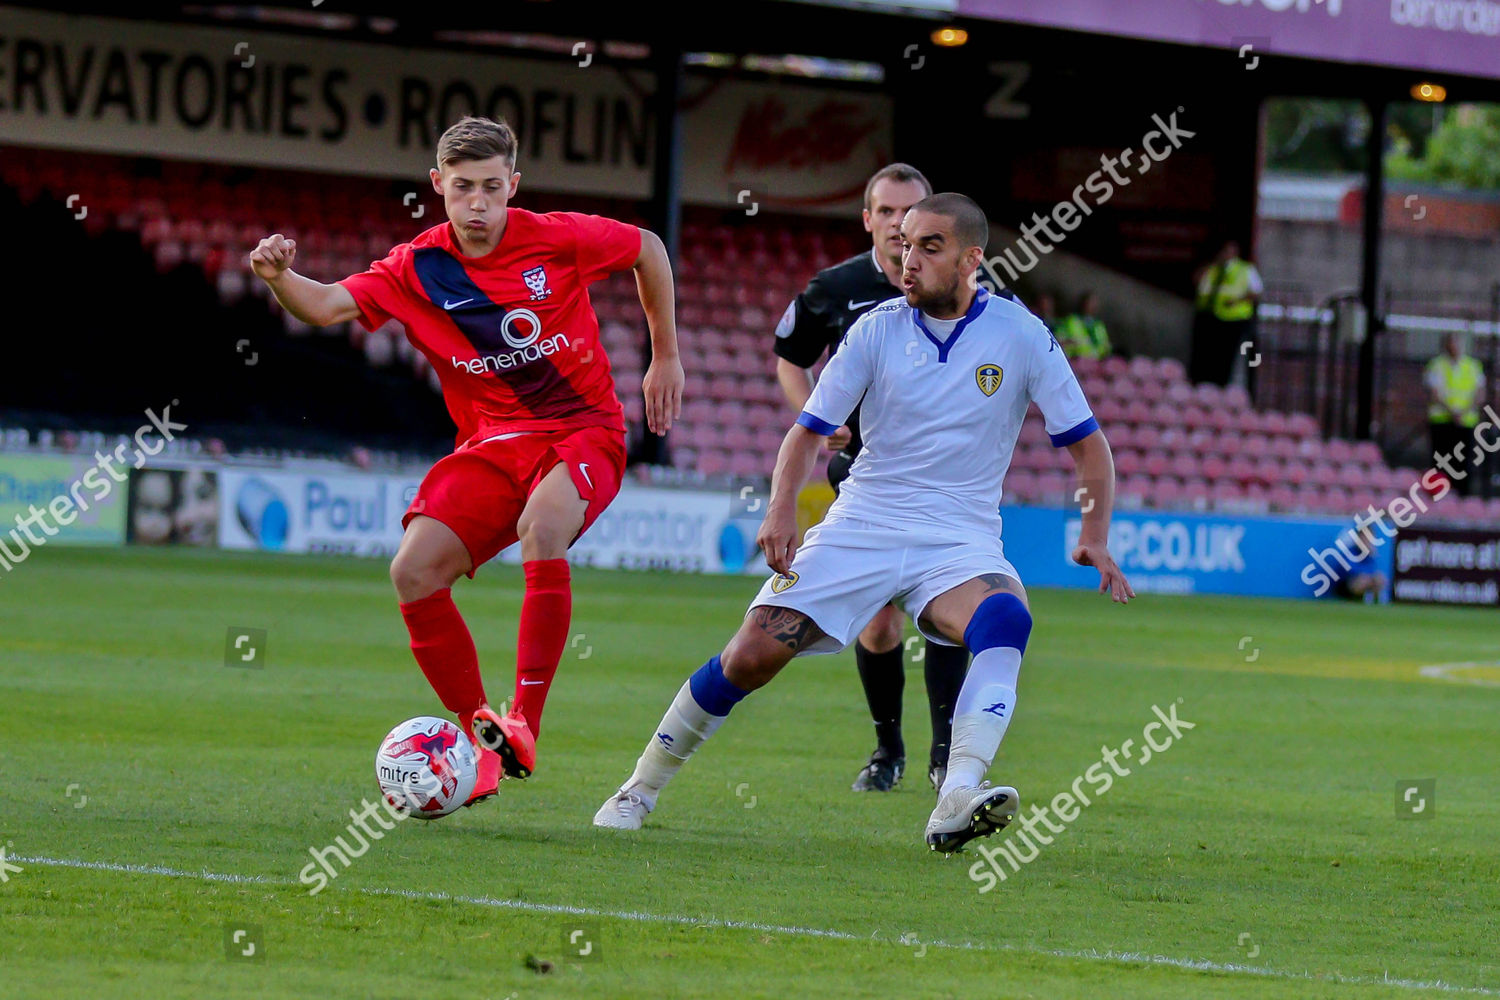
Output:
[911, 193, 989, 253]
[899, 193, 989, 318]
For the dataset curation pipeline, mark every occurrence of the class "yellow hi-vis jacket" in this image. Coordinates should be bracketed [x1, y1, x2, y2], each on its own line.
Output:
[1057, 314, 1111, 360]
[1426, 354, 1484, 426]
[1196, 258, 1259, 322]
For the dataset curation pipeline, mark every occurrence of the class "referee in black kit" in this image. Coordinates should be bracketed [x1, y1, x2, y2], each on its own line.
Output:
[771, 163, 971, 794]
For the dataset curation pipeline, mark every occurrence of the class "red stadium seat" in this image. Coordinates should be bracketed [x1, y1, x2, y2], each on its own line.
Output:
[1114, 450, 1143, 477]
[1325, 438, 1356, 462]
[1071, 357, 1102, 380]
[1151, 477, 1185, 508]
[723, 427, 754, 451]
[1308, 462, 1341, 488]
[1193, 383, 1222, 406]
[1269, 436, 1300, 461]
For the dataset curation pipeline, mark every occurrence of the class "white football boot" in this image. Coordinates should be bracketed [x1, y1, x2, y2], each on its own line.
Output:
[593, 784, 654, 830]
[924, 782, 1018, 853]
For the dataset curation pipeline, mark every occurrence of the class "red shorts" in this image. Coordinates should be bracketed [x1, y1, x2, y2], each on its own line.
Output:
[404, 425, 626, 575]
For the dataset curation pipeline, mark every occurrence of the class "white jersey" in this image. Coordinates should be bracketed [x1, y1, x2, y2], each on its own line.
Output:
[797, 287, 1096, 544]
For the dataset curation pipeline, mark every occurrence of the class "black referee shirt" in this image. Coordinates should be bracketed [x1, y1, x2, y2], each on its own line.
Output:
[772, 248, 897, 454]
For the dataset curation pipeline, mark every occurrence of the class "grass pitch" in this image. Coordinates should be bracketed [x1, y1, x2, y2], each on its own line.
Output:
[1, 546, 1496, 998]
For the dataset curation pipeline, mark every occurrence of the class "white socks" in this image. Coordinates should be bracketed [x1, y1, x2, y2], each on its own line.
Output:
[621, 680, 728, 805]
[940, 645, 1021, 797]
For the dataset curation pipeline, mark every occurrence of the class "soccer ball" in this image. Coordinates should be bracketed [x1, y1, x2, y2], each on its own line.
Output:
[375, 716, 478, 819]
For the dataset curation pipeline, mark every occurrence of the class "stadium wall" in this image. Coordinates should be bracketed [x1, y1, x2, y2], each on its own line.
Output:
[1260, 217, 1500, 302]
[0, 451, 1422, 602]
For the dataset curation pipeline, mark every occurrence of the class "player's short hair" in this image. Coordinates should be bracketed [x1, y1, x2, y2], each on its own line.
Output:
[436, 116, 518, 169]
[911, 192, 989, 252]
[863, 163, 932, 210]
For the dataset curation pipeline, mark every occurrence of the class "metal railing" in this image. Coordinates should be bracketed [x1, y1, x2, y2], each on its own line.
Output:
[1256, 284, 1499, 481]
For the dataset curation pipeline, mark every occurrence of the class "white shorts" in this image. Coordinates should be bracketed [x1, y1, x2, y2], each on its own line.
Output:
[748, 516, 1020, 657]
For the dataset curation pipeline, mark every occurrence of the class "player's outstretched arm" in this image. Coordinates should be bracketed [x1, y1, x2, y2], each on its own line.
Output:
[756, 425, 825, 574]
[632, 228, 684, 435]
[1065, 430, 1136, 604]
[248, 234, 361, 327]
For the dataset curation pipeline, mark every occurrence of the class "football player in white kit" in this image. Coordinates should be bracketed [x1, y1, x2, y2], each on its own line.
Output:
[595, 193, 1134, 852]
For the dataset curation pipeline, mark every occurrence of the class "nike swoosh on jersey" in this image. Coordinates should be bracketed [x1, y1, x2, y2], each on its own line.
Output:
[578, 463, 594, 490]
[443, 298, 474, 310]
[848, 299, 879, 310]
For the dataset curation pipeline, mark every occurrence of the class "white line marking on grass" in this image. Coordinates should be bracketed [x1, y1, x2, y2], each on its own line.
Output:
[1420, 663, 1500, 688]
[16, 854, 1500, 996]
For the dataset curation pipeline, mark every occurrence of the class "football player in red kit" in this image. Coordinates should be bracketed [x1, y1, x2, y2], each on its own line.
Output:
[248, 116, 683, 803]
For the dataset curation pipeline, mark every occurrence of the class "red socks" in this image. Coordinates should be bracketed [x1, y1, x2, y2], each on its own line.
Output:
[513, 558, 572, 738]
[398, 561, 571, 743]
[398, 588, 486, 716]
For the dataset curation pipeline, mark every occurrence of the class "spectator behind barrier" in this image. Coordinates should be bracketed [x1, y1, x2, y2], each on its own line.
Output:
[1057, 291, 1111, 360]
[1191, 240, 1262, 388]
[1425, 332, 1486, 497]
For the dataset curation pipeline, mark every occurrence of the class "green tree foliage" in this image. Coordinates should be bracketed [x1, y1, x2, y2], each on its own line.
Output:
[1386, 105, 1500, 190]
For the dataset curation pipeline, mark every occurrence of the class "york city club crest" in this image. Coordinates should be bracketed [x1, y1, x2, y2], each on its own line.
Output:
[522, 265, 552, 300]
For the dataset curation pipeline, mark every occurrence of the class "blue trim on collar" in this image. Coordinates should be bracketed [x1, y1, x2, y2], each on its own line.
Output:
[1049, 416, 1100, 448]
[912, 287, 990, 364]
[797, 411, 841, 436]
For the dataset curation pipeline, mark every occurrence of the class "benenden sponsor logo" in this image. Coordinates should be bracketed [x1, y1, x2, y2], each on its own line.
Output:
[1390, 0, 1500, 36]
[450, 307, 570, 373]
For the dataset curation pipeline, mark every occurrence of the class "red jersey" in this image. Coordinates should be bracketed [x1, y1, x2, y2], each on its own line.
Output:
[340, 209, 641, 449]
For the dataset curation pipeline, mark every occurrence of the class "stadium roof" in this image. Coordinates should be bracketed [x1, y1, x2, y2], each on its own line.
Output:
[797, 0, 1500, 83]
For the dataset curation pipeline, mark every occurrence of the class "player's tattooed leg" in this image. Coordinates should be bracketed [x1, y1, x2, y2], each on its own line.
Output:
[750, 606, 826, 652]
[972, 572, 1029, 607]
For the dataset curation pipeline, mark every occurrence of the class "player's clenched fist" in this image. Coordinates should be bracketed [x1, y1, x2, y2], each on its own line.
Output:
[249, 234, 297, 281]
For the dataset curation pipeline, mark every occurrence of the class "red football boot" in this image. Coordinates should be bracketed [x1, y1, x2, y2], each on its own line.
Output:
[458, 708, 503, 806]
[464, 745, 503, 807]
[469, 703, 536, 780]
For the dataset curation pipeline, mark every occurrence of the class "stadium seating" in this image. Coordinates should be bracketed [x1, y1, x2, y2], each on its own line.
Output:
[1, 144, 1485, 523]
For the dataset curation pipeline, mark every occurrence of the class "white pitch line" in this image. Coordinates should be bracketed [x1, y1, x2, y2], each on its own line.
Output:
[15, 854, 1500, 996]
[1419, 663, 1500, 688]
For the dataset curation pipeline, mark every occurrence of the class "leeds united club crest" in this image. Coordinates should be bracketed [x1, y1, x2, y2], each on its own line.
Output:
[975, 364, 1004, 397]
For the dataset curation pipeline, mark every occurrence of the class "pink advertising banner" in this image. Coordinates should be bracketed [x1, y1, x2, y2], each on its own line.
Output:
[957, 0, 1500, 82]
